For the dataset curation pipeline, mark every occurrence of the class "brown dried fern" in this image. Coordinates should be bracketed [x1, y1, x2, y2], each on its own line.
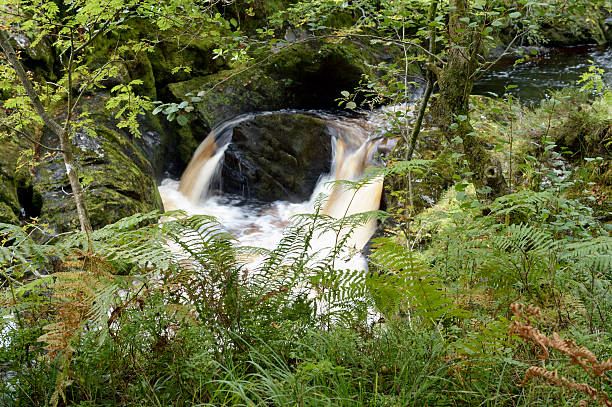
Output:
[510, 303, 612, 407]
[38, 252, 118, 406]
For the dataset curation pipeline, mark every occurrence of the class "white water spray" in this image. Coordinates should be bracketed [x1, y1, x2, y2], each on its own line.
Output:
[159, 111, 385, 270]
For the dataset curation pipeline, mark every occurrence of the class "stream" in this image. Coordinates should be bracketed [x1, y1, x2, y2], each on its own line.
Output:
[159, 110, 392, 270]
[473, 45, 611, 103]
[159, 45, 611, 268]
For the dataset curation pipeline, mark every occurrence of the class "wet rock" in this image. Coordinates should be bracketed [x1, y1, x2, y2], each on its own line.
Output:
[164, 39, 391, 175]
[7, 31, 56, 80]
[220, 113, 333, 202]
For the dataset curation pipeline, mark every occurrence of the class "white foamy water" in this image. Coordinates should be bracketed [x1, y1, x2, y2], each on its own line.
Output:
[159, 111, 390, 272]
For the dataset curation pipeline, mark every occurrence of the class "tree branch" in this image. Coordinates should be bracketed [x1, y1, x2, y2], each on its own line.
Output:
[406, 0, 439, 161]
[0, 123, 64, 152]
[0, 30, 64, 137]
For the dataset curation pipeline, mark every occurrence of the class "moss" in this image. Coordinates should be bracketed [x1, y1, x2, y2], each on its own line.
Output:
[0, 141, 24, 224]
[128, 51, 157, 99]
[148, 29, 224, 90]
[34, 120, 163, 233]
[169, 67, 288, 130]
[495, 5, 610, 46]
[264, 41, 371, 107]
[0, 201, 19, 224]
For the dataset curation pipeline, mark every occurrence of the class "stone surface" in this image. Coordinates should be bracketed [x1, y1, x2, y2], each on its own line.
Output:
[33, 111, 163, 233]
[220, 113, 333, 202]
[0, 141, 22, 224]
[163, 39, 388, 176]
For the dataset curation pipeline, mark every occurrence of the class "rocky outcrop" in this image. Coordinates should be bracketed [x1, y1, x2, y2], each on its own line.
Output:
[498, 7, 611, 46]
[32, 103, 164, 232]
[163, 40, 392, 176]
[220, 113, 333, 202]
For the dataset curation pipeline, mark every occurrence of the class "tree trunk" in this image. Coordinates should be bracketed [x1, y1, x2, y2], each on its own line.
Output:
[430, 0, 506, 199]
[0, 30, 93, 239]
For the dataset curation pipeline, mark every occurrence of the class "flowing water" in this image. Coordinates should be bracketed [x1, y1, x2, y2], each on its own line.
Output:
[160, 45, 610, 269]
[474, 45, 612, 103]
[159, 111, 390, 270]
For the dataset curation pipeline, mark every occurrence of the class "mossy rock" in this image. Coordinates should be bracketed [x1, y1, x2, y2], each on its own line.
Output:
[165, 68, 289, 172]
[498, 7, 610, 46]
[8, 32, 56, 81]
[33, 119, 163, 233]
[169, 69, 288, 130]
[538, 13, 608, 46]
[148, 32, 225, 91]
[162, 38, 399, 174]
[0, 140, 31, 225]
[263, 40, 396, 108]
[551, 108, 612, 159]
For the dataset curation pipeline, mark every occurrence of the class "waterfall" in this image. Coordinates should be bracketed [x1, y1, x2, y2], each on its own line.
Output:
[159, 111, 384, 262]
[178, 113, 260, 203]
[178, 134, 222, 202]
[319, 122, 384, 251]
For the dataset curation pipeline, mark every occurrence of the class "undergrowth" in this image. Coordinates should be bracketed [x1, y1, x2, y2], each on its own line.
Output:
[1, 92, 611, 406]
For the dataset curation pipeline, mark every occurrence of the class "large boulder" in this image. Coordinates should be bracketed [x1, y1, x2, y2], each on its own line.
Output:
[163, 39, 393, 176]
[165, 69, 289, 173]
[33, 109, 163, 233]
[220, 113, 333, 202]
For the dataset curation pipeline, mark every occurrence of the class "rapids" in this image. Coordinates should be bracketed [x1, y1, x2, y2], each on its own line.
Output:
[159, 110, 392, 270]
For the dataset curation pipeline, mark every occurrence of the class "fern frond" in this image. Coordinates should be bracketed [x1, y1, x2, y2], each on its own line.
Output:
[368, 237, 463, 324]
[562, 236, 612, 276]
[491, 224, 556, 254]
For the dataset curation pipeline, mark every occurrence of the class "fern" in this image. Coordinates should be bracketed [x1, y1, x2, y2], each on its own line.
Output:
[562, 237, 612, 277]
[0, 222, 66, 275]
[490, 224, 556, 254]
[368, 237, 464, 325]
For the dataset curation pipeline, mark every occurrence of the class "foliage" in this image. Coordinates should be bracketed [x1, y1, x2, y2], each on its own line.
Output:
[510, 303, 612, 407]
[1, 1, 611, 406]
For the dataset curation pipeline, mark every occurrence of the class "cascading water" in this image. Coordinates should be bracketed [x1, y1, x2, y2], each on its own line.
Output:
[159, 110, 386, 269]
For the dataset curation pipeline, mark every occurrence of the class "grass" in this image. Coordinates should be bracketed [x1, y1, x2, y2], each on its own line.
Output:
[1, 92, 611, 407]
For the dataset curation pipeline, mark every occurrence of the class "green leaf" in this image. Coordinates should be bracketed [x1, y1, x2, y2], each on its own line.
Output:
[177, 115, 188, 126]
[346, 101, 357, 109]
[509, 12, 521, 18]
